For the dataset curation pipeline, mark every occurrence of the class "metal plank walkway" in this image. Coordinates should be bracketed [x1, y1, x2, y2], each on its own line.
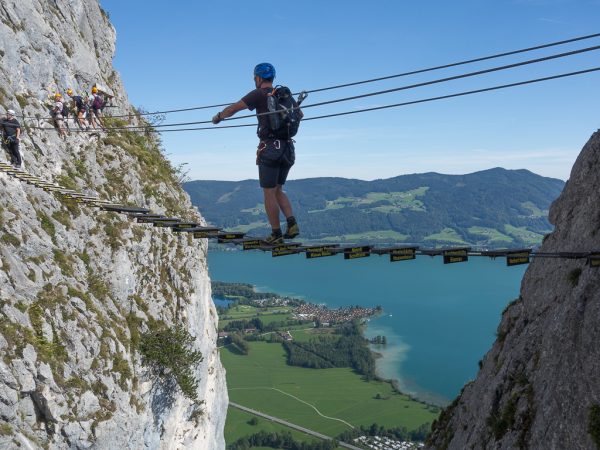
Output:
[1, 162, 598, 268]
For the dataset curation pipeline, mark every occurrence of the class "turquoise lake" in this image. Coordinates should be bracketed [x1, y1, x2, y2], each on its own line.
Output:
[208, 249, 526, 405]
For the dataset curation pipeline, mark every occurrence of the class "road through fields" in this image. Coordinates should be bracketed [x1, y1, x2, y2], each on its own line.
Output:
[229, 402, 363, 450]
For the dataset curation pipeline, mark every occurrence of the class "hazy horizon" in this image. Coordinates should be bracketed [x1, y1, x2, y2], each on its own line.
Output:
[184, 165, 568, 183]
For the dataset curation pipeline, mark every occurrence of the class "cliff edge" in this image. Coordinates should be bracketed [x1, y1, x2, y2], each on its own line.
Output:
[426, 130, 600, 449]
[0, 1, 227, 448]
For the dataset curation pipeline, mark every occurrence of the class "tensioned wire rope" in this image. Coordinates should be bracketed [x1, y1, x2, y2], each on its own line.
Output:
[25, 43, 600, 132]
[17, 66, 599, 134]
[10, 31, 600, 121]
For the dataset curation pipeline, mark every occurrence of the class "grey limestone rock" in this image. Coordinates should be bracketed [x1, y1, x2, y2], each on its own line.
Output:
[0, 360, 19, 390]
[12, 359, 36, 393]
[426, 131, 600, 449]
[37, 362, 54, 383]
[22, 344, 38, 366]
[76, 391, 100, 418]
[0, 0, 228, 448]
[0, 383, 19, 420]
[18, 395, 38, 427]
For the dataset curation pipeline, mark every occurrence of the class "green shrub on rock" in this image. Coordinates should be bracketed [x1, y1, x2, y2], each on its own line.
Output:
[139, 326, 203, 401]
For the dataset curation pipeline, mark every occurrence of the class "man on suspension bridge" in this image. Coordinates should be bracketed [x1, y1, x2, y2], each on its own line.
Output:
[212, 63, 303, 244]
[1, 110, 22, 168]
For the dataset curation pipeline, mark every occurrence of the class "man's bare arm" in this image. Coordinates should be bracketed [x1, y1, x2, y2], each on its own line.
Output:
[212, 100, 247, 124]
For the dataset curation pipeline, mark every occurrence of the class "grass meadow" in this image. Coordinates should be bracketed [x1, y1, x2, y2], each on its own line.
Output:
[221, 340, 439, 440]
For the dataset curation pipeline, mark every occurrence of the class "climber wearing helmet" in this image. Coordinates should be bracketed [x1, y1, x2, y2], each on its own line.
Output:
[88, 86, 105, 130]
[1, 109, 22, 168]
[211, 63, 302, 245]
[51, 93, 67, 138]
[67, 88, 89, 130]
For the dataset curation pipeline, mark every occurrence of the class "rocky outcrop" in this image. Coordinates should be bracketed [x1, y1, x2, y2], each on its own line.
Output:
[426, 130, 600, 449]
[0, 1, 227, 448]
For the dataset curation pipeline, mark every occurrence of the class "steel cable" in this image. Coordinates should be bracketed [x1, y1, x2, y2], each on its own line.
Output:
[28, 44, 600, 132]
[28, 66, 599, 134]
[9, 32, 600, 121]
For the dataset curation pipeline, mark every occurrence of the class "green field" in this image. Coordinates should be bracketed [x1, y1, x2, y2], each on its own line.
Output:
[467, 226, 513, 244]
[424, 228, 469, 244]
[520, 201, 547, 218]
[222, 341, 439, 439]
[218, 305, 295, 329]
[225, 407, 331, 448]
[308, 188, 429, 214]
[224, 305, 258, 315]
[220, 305, 292, 319]
[289, 328, 336, 342]
[504, 224, 546, 245]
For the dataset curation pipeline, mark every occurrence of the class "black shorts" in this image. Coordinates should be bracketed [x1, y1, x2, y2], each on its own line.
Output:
[256, 139, 295, 188]
[258, 164, 291, 188]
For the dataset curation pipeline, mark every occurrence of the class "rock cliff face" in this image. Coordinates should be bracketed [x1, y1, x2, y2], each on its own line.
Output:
[0, 1, 227, 448]
[426, 130, 600, 449]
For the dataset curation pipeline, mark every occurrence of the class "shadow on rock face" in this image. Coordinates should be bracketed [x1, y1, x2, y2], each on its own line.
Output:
[150, 376, 178, 426]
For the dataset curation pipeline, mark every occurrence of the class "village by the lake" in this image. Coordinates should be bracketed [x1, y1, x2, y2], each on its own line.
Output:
[213, 281, 435, 449]
[213, 281, 383, 340]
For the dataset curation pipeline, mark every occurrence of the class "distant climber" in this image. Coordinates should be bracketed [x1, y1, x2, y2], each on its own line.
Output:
[211, 63, 303, 244]
[88, 86, 105, 130]
[1, 110, 22, 168]
[51, 93, 68, 138]
[67, 88, 89, 130]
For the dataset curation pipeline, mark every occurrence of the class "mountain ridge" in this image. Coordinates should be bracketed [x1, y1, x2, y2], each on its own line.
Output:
[184, 167, 564, 248]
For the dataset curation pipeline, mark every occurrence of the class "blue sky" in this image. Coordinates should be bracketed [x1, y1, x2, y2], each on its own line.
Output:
[101, 0, 600, 181]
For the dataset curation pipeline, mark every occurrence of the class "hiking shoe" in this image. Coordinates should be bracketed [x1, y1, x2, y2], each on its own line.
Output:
[284, 222, 300, 239]
[264, 232, 284, 245]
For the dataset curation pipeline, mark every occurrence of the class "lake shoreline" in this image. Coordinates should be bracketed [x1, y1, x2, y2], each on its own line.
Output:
[365, 317, 451, 407]
[209, 250, 525, 407]
[215, 280, 447, 407]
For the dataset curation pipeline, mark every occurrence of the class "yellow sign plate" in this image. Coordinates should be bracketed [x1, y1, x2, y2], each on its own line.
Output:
[442, 248, 469, 264]
[390, 248, 416, 262]
[305, 245, 337, 259]
[344, 246, 371, 260]
[507, 251, 531, 266]
[242, 240, 262, 250]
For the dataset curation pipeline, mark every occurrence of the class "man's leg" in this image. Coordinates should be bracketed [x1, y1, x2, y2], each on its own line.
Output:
[7, 140, 16, 165]
[259, 164, 284, 244]
[275, 186, 293, 218]
[95, 111, 105, 129]
[55, 118, 65, 137]
[10, 141, 21, 167]
[275, 166, 299, 238]
[263, 187, 281, 230]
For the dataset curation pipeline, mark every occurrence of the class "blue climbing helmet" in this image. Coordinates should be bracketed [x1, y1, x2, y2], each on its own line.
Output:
[254, 62, 276, 80]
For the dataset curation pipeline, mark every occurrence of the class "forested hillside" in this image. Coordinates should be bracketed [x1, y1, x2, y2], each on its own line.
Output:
[184, 168, 564, 247]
